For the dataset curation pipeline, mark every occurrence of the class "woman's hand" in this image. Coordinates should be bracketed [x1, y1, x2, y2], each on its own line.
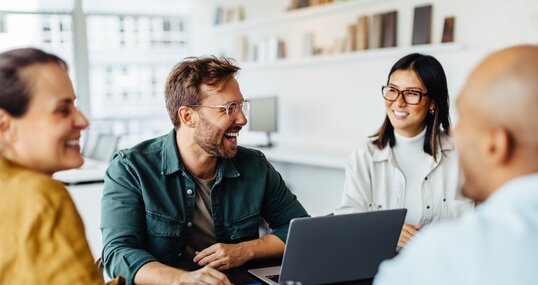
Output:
[397, 224, 422, 248]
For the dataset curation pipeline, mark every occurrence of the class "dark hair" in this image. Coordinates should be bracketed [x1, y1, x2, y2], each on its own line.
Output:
[371, 53, 451, 161]
[0, 48, 67, 117]
[165, 56, 240, 129]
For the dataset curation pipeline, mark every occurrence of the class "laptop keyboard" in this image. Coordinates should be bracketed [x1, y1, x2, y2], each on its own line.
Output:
[266, 274, 280, 282]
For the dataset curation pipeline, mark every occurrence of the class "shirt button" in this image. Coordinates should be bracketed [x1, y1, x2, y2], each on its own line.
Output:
[187, 222, 193, 227]
[186, 189, 193, 195]
[426, 205, 430, 209]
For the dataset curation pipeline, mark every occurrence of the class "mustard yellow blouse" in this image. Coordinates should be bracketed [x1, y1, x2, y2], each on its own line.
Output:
[0, 156, 123, 285]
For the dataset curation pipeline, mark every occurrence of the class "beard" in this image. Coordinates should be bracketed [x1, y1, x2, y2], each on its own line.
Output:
[193, 113, 238, 158]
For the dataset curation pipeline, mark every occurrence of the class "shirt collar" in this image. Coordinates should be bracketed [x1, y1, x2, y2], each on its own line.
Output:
[160, 129, 240, 179]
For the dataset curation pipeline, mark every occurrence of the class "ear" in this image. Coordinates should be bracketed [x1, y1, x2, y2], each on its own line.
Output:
[178, 106, 196, 128]
[429, 100, 436, 112]
[487, 127, 513, 165]
[0, 109, 17, 145]
[0, 109, 12, 134]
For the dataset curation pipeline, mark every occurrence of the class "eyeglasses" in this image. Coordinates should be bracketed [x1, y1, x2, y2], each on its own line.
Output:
[187, 99, 250, 119]
[381, 86, 428, 105]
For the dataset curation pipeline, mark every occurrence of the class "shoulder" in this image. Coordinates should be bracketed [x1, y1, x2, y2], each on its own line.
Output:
[233, 146, 267, 164]
[349, 137, 387, 162]
[4, 166, 72, 214]
[19, 169, 69, 205]
[439, 132, 455, 151]
[115, 134, 166, 160]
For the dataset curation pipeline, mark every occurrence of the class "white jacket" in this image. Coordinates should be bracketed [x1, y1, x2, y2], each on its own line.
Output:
[335, 134, 473, 225]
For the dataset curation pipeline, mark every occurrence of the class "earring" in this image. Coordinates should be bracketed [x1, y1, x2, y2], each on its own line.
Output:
[429, 109, 435, 115]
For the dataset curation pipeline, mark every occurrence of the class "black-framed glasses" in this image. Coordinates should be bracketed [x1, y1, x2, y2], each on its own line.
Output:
[187, 99, 250, 119]
[381, 85, 428, 105]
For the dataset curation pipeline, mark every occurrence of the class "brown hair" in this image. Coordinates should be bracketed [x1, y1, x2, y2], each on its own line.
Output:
[165, 56, 240, 129]
[0, 48, 67, 117]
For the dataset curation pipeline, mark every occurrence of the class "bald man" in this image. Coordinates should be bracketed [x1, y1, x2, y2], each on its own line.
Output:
[374, 45, 538, 285]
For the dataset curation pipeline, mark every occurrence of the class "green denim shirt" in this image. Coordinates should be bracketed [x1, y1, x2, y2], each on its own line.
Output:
[101, 130, 308, 284]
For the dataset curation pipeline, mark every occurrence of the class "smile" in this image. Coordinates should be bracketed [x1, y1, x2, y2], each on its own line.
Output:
[393, 110, 409, 117]
[65, 139, 80, 147]
[224, 131, 239, 141]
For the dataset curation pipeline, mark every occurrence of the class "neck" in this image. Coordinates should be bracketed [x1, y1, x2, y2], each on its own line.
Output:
[176, 129, 217, 180]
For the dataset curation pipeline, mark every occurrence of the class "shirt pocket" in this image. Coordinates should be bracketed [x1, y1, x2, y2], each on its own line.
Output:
[146, 210, 184, 266]
[442, 199, 474, 220]
[225, 211, 261, 242]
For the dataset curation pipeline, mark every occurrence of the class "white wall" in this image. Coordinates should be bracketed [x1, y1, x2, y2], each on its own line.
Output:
[189, 0, 538, 215]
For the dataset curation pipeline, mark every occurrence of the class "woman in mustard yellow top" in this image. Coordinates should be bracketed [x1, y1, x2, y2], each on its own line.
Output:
[0, 48, 123, 285]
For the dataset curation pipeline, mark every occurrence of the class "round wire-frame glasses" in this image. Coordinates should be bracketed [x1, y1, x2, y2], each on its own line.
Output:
[188, 99, 250, 118]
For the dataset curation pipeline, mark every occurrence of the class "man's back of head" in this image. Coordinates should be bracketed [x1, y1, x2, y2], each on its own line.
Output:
[454, 45, 538, 202]
[374, 45, 538, 285]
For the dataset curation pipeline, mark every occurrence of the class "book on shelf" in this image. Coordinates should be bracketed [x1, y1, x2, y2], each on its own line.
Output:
[381, 11, 397, 48]
[303, 32, 315, 56]
[346, 24, 357, 52]
[412, 4, 433, 45]
[277, 40, 287, 59]
[442, 16, 455, 43]
[355, 15, 369, 51]
[234, 36, 249, 62]
[214, 6, 223, 25]
[369, 13, 384, 49]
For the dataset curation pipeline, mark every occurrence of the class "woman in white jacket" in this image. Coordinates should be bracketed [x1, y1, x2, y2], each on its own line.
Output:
[335, 53, 473, 248]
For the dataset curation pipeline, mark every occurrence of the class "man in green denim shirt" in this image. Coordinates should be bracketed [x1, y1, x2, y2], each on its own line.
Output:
[101, 56, 309, 285]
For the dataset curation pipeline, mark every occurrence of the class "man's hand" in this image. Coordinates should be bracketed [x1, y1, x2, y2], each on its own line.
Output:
[173, 266, 232, 285]
[193, 243, 252, 270]
[397, 224, 422, 248]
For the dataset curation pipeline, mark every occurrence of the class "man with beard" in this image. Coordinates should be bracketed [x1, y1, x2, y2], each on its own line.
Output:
[101, 56, 309, 285]
[374, 45, 538, 284]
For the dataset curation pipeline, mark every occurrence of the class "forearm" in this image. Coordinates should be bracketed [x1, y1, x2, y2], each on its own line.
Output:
[133, 261, 187, 285]
[239, 234, 285, 261]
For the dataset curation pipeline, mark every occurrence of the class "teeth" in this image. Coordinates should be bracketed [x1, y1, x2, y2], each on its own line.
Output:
[65, 140, 79, 146]
[393, 110, 409, 116]
[224, 132, 238, 137]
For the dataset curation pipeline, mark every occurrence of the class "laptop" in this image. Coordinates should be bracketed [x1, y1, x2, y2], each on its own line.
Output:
[249, 209, 406, 285]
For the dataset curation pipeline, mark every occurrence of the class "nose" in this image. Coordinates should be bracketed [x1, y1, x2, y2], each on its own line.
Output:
[234, 109, 248, 126]
[394, 92, 407, 106]
[75, 109, 89, 130]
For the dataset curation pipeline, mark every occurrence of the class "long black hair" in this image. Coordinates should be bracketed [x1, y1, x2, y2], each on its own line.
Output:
[371, 53, 451, 161]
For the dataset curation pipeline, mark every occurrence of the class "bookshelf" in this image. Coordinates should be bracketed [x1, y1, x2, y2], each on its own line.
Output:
[210, 0, 459, 66]
[240, 43, 463, 71]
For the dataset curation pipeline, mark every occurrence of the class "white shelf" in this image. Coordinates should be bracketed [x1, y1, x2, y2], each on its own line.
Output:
[240, 43, 464, 71]
[214, 0, 388, 33]
[245, 144, 352, 170]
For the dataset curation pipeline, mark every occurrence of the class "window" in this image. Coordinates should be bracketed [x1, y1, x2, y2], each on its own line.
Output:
[0, 0, 192, 148]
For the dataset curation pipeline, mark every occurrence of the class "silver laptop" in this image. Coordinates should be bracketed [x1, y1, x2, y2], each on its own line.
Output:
[249, 209, 406, 285]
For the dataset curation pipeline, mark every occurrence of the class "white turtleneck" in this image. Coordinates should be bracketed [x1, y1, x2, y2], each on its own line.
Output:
[392, 128, 433, 225]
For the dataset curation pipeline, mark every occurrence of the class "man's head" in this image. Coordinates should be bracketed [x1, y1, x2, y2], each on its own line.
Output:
[454, 45, 538, 202]
[166, 56, 248, 158]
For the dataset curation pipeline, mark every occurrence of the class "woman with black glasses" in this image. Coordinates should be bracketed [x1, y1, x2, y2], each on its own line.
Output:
[335, 53, 473, 248]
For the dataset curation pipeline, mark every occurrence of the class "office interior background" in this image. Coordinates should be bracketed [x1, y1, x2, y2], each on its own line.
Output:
[1, 0, 537, 259]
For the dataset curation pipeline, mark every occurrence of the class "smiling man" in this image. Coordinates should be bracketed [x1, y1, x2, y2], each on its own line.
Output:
[101, 56, 308, 285]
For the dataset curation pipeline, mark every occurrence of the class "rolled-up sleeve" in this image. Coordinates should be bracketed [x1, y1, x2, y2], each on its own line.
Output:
[101, 153, 157, 285]
[260, 154, 309, 241]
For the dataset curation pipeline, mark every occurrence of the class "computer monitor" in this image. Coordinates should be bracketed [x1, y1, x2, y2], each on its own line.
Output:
[249, 96, 278, 147]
